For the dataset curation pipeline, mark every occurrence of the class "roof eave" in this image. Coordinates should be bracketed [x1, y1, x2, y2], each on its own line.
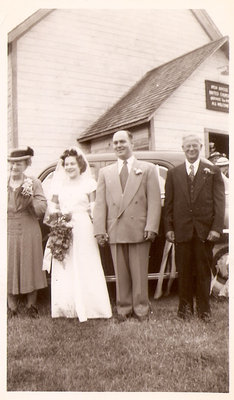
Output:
[8, 9, 55, 42]
[190, 9, 229, 59]
[78, 117, 150, 142]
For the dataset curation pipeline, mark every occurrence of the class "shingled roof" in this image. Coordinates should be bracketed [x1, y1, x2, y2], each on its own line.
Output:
[78, 36, 228, 142]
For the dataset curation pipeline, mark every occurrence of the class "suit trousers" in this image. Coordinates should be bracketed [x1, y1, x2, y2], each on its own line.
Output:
[175, 235, 213, 317]
[110, 241, 151, 317]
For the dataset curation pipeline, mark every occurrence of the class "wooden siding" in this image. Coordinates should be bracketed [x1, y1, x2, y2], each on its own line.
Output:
[8, 10, 54, 42]
[91, 124, 149, 153]
[7, 43, 15, 149]
[9, 9, 218, 175]
[152, 50, 228, 155]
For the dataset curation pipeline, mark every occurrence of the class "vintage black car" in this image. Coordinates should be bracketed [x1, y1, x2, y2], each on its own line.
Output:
[38, 151, 228, 296]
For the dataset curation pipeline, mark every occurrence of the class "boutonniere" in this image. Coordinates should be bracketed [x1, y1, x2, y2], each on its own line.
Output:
[134, 168, 142, 175]
[21, 177, 33, 196]
[203, 167, 214, 175]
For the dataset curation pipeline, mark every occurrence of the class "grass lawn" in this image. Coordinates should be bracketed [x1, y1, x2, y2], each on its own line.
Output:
[7, 284, 229, 392]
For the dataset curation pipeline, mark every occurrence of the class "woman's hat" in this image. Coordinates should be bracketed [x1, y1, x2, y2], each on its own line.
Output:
[8, 146, 34, 161]
[215, 156, 229, 166]
[208, 151, 221, 161]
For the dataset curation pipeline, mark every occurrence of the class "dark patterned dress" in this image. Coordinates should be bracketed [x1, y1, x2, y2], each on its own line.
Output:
[8, 176, 48, 294]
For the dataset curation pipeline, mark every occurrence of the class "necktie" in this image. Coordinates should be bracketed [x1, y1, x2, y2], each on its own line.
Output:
[189, 164, 195, 182]
[120, 160, 128, 192]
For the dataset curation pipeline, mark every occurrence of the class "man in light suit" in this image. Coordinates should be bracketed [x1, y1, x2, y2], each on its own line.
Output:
[93, 130, 161, 321]
[164, 134, 225, 322]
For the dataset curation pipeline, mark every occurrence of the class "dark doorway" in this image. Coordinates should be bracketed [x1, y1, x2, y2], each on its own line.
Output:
[209, 132, 229, 158]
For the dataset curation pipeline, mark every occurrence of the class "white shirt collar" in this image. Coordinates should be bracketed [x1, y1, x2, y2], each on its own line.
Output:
[185, 158, 200, 175]
[117, 155, 135, 173]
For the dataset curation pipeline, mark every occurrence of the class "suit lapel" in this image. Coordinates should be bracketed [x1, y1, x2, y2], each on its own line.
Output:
[192, 161, 207, 202]
[176, 163, 190, 205]
[177, 161, 209, 204]
[106, 163, 122, 208]
[118, 159, 143, 217]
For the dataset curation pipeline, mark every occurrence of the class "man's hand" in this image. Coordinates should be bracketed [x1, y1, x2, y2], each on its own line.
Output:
[166, 230, 175, 243]
[95, 234, 109, 247]
[144, 231, 157, 242]
[207, 230, 220, 242]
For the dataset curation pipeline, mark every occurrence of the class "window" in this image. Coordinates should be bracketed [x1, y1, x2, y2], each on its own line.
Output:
[41, 171, 54, 199]
[204, 128, 229, 158]
[155, 165, 168, 206]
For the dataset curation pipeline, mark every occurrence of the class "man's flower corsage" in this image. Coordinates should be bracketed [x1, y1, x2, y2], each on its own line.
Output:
[47, 213, 73, 262]
[21, 177, 33, 196]
[134, 168, 143, 175]
[203, 167, 214, 175]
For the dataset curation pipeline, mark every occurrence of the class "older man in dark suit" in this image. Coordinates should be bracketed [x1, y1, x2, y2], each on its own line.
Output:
[164, 134, 225, 321]
[93, 130, 161, 321]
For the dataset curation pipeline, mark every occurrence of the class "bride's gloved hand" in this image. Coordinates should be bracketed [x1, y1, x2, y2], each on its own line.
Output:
[95, 234, 109, 247]
[63, 212, 72, 222]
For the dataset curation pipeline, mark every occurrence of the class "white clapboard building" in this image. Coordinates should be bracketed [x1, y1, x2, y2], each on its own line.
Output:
[8, 9, 229, 175]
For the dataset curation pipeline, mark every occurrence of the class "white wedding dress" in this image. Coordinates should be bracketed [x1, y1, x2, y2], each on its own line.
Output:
[47, 175, 112, 321]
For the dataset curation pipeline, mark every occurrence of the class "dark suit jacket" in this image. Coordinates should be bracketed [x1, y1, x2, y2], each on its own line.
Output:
[164, 160, 225, 242]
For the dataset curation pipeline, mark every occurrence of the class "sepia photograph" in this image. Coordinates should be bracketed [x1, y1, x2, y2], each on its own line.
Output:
[0, 0, 232, 398]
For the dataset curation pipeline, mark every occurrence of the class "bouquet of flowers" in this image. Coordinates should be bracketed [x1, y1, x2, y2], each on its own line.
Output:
[21, 177, 33, 197]
[47, 212, 73, 262]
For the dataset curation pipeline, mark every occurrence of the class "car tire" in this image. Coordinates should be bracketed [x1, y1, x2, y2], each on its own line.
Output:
[211, 246, 229, 298]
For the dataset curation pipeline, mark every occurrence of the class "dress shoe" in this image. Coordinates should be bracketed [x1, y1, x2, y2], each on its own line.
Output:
[7, 308, 18, 319]
[26, 305, 39, 319]
[177, 305, 193, 321]
[177, 311, 193, 321]
[200, 312, 212, 323]
[116, 314, 127, 322]
[135, 314, 149, 322]
[117, 314, 127, 322]
[116, 312, 132, 323]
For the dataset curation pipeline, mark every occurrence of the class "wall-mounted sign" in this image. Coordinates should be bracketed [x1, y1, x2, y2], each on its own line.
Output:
[205, 80, 229, 113]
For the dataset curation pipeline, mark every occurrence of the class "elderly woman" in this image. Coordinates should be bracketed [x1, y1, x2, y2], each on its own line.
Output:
[7, 146, 47, 317]
[215, 156, 229, 178]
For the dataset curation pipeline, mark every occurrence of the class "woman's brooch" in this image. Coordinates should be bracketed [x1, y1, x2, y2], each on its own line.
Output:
[203, 167, 214, 175]
[134, 168, 143, 175]
[21, 177, 33, 196]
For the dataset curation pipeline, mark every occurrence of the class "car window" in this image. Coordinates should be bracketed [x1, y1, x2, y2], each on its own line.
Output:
[89, 164, 99, 180]
[155, 165, 168, 206]
[41, 171, 54, 199]
[40, 159, 168, 204]
[105, 160, 115, 167]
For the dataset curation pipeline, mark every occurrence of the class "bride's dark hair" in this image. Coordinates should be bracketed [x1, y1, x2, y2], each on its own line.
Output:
[60, 148, 87, 174]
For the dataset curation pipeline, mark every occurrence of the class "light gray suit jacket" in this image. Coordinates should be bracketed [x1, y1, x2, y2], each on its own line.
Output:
[93, 158, 161, 244]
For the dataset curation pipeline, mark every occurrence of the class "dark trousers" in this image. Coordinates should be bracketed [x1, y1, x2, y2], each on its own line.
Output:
[175, 235, 213, 317]
[110, 242, 151, 317]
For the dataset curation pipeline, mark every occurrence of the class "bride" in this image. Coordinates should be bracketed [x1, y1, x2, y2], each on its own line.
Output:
[43, 147, 112, 321]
